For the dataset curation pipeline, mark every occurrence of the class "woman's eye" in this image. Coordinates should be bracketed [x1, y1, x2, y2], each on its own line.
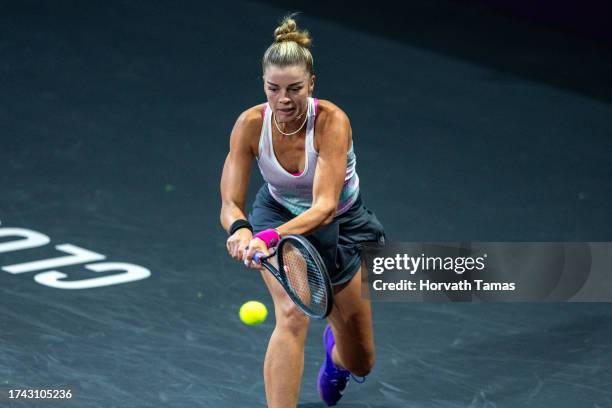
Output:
[267, 87, 301, 92]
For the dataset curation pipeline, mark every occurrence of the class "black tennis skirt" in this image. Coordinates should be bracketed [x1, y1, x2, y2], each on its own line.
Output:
[248, 184, 386, 285]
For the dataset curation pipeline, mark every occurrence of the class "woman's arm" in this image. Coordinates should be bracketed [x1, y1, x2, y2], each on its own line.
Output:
[276, 107, 351, 236]
[220, 107, 261, 260]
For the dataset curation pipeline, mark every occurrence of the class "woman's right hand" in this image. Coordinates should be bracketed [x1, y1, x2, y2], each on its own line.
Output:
[243, 237, 269, 270]
[226, 228, 253, 262]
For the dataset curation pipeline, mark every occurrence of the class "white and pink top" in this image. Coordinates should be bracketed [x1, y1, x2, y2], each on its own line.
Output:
[256, 97, 360, 216]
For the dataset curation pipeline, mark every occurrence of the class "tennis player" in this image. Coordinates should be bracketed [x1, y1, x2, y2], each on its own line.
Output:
[220, 15, 386, 407]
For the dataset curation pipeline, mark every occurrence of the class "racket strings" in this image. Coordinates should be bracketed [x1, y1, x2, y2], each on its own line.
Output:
[282, 243, 328, 315]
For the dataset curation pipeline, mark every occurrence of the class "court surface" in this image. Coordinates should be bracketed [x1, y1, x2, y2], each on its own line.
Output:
[1, 1, 612, 407]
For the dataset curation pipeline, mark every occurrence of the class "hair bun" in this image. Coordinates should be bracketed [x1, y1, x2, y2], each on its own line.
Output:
[262, 13, 314, 75]
[274, 15, 312, 49]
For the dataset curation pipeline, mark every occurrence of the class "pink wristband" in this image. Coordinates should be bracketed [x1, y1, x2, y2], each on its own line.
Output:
[254, 228, 280, 249]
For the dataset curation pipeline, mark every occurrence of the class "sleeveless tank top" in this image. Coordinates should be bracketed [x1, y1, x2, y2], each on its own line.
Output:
[256, 97, 360, 216]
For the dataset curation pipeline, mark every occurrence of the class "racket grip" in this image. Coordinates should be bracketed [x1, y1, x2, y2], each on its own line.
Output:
[253, 252, 264, 264]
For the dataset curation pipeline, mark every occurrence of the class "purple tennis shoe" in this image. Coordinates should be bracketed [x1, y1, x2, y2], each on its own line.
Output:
[317, 325, 352, 406]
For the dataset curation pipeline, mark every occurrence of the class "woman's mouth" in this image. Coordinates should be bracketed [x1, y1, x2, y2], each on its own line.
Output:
[277, 107, 295, 116]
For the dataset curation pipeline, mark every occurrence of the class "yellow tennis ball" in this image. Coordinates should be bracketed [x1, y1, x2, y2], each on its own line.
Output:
[239, 301, 268, 326]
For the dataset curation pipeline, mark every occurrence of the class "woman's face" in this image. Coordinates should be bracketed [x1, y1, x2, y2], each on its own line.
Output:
[263, 64, 315, 124]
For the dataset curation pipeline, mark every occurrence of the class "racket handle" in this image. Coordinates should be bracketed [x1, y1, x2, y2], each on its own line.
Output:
[253, 252, 265, 264]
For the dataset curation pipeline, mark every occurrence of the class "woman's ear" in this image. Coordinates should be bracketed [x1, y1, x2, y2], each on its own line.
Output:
[309, 74, 316, 96]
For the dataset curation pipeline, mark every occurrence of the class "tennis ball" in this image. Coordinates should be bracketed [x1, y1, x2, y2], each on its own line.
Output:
[239, 301, 268, 326]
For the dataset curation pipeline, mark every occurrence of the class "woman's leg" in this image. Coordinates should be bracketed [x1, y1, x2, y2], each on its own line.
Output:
[260, 264, 310, 408]
[326, 263, 375, 377]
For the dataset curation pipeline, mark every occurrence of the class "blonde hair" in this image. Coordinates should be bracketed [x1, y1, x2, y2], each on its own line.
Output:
[262, 14, 314, 75]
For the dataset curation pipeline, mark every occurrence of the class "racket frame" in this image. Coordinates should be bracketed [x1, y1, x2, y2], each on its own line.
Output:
[256, 235, 333, 319]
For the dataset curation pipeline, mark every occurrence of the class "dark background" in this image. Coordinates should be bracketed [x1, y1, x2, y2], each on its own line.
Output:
[1, 1, 611, 407]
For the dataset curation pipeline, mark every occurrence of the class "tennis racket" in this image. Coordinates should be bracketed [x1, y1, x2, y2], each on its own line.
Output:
[253, 235, 333, 319]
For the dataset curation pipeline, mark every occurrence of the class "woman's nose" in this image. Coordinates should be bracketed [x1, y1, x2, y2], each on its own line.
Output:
[278, 90, 290, 102]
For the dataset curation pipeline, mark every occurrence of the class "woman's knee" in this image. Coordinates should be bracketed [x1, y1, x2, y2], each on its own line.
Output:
[274, 302, 309, 338]
[261, 270, 309, 338]
[343, 348, 375, 377]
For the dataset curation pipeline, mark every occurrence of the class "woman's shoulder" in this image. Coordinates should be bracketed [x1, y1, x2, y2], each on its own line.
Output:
[315, 99, 350, 125]
[230, 103, 267, 155]
[236, 103, 266, 129]
[314, 99, 351, 135]
[313, 99, 352, 150]
[233, 103, 267, 137]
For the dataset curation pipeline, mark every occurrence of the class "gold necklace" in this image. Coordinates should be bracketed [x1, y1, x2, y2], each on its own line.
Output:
[273, 109, 308, 136]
